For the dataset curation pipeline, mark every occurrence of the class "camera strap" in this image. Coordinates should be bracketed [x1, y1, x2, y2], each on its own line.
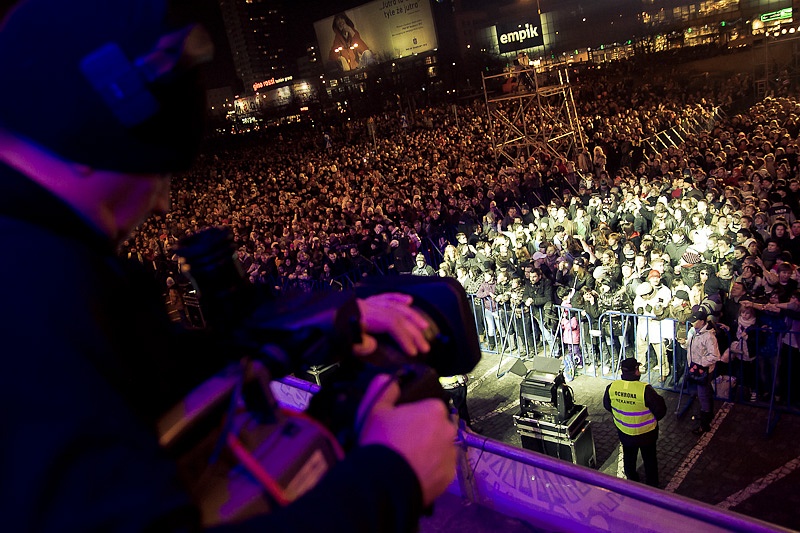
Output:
[226, 431, 291, 507]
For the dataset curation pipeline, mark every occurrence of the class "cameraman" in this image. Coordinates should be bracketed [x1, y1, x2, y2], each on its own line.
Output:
[0, 1, 455, 531]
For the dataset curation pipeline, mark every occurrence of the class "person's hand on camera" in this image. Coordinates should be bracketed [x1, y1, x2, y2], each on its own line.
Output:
[357, 293, 431, 356]
[358, 374, 457, 506]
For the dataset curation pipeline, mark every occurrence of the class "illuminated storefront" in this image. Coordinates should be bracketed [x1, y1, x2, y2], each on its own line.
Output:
[461, 0, 794, 66]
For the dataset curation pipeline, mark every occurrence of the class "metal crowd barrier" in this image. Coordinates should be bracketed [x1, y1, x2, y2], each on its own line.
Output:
[467, 295, 798, 433]
[453, 431, 787, 533]
[642, 105, 722, 156]
[468, 297, 682, 385]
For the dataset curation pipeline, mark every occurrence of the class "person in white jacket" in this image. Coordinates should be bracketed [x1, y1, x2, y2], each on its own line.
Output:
[633, 271, 672, 378]
[687, 305, 721, 435]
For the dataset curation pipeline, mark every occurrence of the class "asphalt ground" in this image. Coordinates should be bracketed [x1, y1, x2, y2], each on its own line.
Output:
[421, 349, 800, 532]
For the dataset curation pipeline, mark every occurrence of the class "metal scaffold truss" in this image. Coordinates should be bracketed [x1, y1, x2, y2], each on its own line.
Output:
[482, 65, 586, 165]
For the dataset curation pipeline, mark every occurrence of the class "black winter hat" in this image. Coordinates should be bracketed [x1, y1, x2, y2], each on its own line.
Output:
[0, 0, 212, 173]
[620, 358, 640, 373]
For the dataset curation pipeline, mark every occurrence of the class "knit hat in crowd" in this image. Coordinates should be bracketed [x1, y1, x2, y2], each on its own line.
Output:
[675, 290, 690, 301]
[636, 281, 654, 297]
[592, 265, 608, 281]
[0, 0, 211, 173]
[690, 305, 708, 322]
[681, 251, 703, 265]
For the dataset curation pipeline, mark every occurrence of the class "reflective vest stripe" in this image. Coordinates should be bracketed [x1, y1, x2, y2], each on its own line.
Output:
[611, 407, 652, 417]
[612, 416, 656, 429]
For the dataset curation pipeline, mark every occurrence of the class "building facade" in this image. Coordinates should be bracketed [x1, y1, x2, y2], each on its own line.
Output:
[455, 0, 795, 66]
[218, 0, 294, 95]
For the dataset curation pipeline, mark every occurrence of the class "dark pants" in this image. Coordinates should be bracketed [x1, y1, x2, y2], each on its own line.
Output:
[696, 377, 715, 414]
[472, 301, 485, 336]
[445, 384, 471, 426]
[733, 358, 756, 393]
[673, 343, 687, 385]
[514, 310, 534, 354]
[620, 426, 659, 487]
[622, 441, 659, 487]
[498, 308, 516, 349]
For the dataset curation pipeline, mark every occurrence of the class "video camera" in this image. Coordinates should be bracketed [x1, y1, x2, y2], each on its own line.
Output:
[158, 227, 481, 525]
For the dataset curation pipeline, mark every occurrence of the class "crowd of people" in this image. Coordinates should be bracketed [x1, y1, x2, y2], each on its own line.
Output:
[129, 54, 800, 408]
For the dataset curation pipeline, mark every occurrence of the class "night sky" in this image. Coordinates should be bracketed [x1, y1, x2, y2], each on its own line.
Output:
[0, 0, 441, 89]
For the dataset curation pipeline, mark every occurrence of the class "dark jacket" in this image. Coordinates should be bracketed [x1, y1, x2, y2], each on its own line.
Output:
[391, 237, 415, 273]
[0, 164, 423, 532]
[529, 277, 554, 308]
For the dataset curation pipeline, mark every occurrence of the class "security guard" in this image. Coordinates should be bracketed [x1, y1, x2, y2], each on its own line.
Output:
[603, 357, 667, 487]
[440, 374, 479, 432]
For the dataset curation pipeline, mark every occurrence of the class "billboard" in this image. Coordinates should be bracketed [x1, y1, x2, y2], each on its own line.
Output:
[314, 0, 438, 74]
[495, 17, 544, 54]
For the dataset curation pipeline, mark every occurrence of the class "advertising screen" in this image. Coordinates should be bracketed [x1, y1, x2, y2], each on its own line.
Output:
[314, 0, 438, 74]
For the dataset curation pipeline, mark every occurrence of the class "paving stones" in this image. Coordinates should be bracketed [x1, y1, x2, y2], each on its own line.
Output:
[463, 350, 800, 531]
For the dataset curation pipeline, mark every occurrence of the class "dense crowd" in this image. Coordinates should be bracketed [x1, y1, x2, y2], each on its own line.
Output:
[128, 54, 800, 405]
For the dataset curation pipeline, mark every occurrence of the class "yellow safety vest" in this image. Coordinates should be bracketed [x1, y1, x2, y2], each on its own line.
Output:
[439, 375, 466, 390]
[609, 380, 656, 436]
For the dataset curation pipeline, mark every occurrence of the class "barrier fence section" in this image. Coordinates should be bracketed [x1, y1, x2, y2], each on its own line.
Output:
[467, 295, 799, 433]
[269, 376, 787, 533]
[468, 296, 683, 384]
[454, 431, 789, 533]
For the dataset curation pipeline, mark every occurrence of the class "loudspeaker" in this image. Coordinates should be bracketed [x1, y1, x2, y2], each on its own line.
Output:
[530, 356, 562, 375]
[509, 359, 529, 377]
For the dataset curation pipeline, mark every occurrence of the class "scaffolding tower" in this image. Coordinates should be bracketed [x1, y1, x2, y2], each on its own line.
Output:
[482, 65, 586, 166]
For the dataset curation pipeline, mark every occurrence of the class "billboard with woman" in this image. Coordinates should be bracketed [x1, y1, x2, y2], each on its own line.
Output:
[314, 0, 438, 73]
